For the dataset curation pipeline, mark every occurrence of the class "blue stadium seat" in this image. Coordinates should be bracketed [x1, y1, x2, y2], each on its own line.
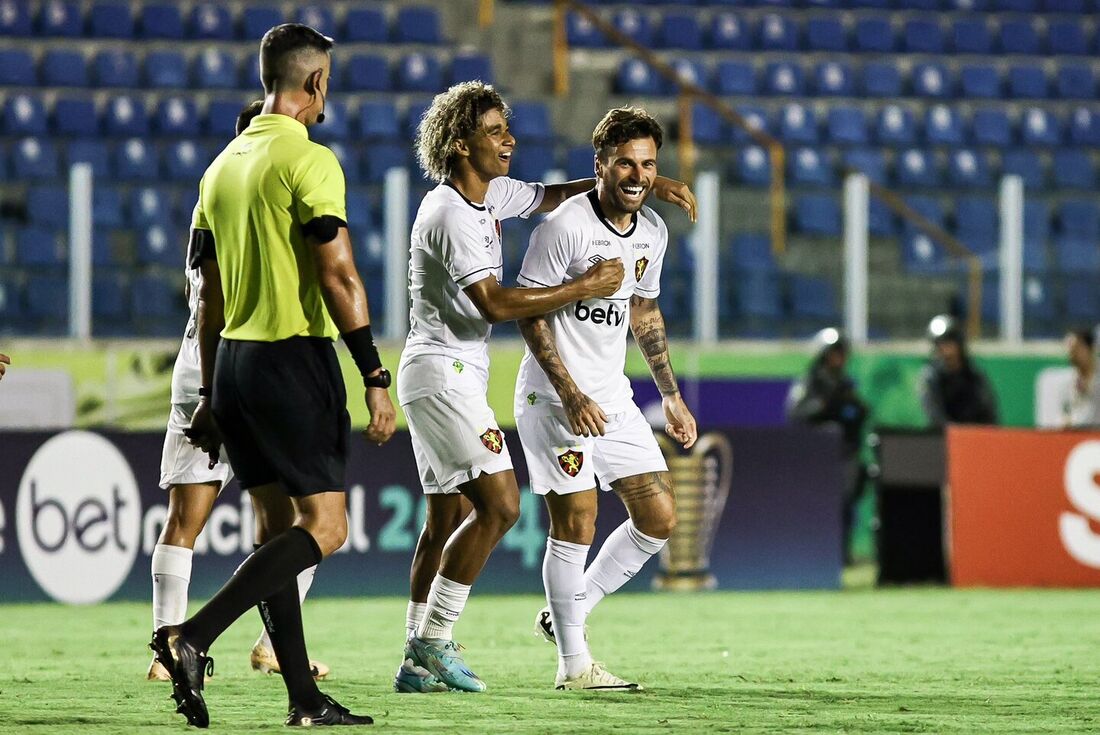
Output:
[904, 18, 945, 53]
[709, 12, 751, 50]
[164, 140, 208, 182]
[613, 10, 653, 47]
[404, 101, 430, 141]
[952, 18, 993, 54]
[1020, 108, 1060, 146]
[925, 105, 964, 146]
[806, 17, 847, 52]
[827, 106, 868, 145]
[972, 109, 1012, 146]
[241, 7, 283, 41]
[731, 105, 769, 144]
[759, 13, 797, 51]
[1001, 150, 1045, 188]
[714, 61, 755, 96]
[66, 140, 111, 178]
[92, 272, 128, 324]
[904, 196, 946, 232]
[790, 147, 833, 187]
[344, 7, 387, 43]
[136, 223, 181, 266]
[0, 276, 23, 323]
[131, 274, 182, 321]
[450, 53, 493, 85]
[509, 144, 556, 183]
[0, 0, 31, 35]
[855, 18, 895, 53]
[363, 143, 408, 184]
[26, 186, 67, 226]
[862, 62, 902, 98]
[794, 194, 841, 236]
[326, 142, 359, 186]
[868, 199, 895, 236]
[843, 148, 887, 184]
[205, 98, 245, 138]
[145, 51, 189, 89]
[104, 96, 148, 137]
[308, 100, 347, 142]
[815, 61, 853, 97]
[396, 53, 442, 93]
[876, 105, 917, 146]
[955, 197, 998, 255]
[194, 49, 237, 90]
[765, 61, 804, 96]
[1055, 237, 1100, 273]
[130, 186, 176, 227]
[17, 227, 64, 267]
[779, 103, 817, 144]
[1052, 149, 1095, 190]
[358, 101, 399, 140]
[615, 59, 660, 96]
[1023, 201, 1050, 270]
[912, 63, 951, 99]
[896, 149, 940, 188]
[156, 97, 200, 137]
[12, 138, 59, 180]
[42, 50, 88, 87]
[993, 0, 1037, 8]
[190, 4, 232, 40]
[141, 4, 183, 39]
[115, 138, 158, 181]
[90, 3, 134, 38]
[1008, 65, 1048, 99]
[658, 13, 702, 50]
[345, 54, 391, 92]
[510, 101, 553, 143]
[959, 65, 1000, 99]
[345, 189, 373, 233]
[4, 94, 46, 136]
[1065, 279, 1100, 321]
[26, 275, 68, 322]
[92, 186, 124, 227]
[734, 145, 771, 187]
[566, 12, 606, 48]
[1044, 0, 1087, 10]
[668, 58, 708, 93]
[1069, 107, 1100, 146]
[93, 50, 137, 88]
[394, 6, 441, 44]
[1059, 200, 1100, 239]
[296, 6, 336, 38]
[789, 275, 839, 321]
[690, 102, 722, 144]
[999, 19, 1041, 55]
[37, 1, 82, 37]
[1048, 20, 1088, 55]
[731, 234, 777, 273]
[736, 273, 782, 320]
[0, 49, 35, 85]
[902, 232, 949, 273]
[1057, 65, 1095, 100]
[910, 0, 946, 10]
[947, 149, 992, 189]
[564, 145, 594, 180]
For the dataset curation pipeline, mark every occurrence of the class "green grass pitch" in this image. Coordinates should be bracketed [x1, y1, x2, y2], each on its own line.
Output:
[1, 589, 1098, 733]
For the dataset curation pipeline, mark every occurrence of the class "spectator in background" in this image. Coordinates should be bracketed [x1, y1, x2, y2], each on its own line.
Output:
[920, 314, 998, 428]
[786, 328, 868, 563]
[1059, 328, 1100, 429]
[0, 353, 8, 380]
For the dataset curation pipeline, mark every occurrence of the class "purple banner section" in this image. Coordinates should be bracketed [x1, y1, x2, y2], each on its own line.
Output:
[0, 426, 841, 603]
[631, 378, 793, 427]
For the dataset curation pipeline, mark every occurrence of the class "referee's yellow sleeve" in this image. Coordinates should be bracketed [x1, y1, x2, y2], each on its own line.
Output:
[293, 146, 347, 225]
[191, 177, 211, 230]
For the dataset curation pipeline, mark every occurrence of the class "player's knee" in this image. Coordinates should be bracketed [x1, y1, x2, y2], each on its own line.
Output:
[306, 515, 348, 558]
[159, 511, 202, 548]
[483, 498, 520, 537]
[634, 500, 677, 540]
[553, 507, 597, 545]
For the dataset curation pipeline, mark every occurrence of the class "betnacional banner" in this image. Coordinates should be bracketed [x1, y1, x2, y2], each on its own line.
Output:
[948, 426, 1100, 587]
[0, 427, 844, 604]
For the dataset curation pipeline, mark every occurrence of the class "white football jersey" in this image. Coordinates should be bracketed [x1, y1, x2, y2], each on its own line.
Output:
[398, 177, 544, 405]
[514, 190, 667, 416]
[169, 226, 203, 407]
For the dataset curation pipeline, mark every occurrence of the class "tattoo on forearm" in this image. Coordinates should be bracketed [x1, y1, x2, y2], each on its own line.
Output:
[630, 296, 678, 396]
[519, 317, 577, 398]
[612, 472, 675, 503]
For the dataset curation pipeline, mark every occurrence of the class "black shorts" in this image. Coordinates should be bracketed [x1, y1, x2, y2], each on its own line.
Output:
[212, 336, 350, 496]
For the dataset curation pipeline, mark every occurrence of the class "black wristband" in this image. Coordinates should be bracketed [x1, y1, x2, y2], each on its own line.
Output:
[198, 386, 212, 397]
[343, 325, 382, 380]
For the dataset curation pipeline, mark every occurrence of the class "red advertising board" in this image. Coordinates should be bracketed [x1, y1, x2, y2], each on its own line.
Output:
[948, 426, 1100, 587]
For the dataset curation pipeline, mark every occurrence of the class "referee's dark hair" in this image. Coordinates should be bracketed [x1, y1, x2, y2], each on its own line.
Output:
[259, 23, 334, 94]
[592, 107, 664, 160]
[235, 100, 265, 136]
[1069, 327, 1096, 351]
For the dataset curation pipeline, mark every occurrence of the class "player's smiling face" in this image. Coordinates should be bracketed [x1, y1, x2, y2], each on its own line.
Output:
[466, 108, 515, 180]
[596, 137, 658, 219]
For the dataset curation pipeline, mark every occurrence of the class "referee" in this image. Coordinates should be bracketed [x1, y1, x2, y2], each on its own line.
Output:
[150, 24, 393, 728]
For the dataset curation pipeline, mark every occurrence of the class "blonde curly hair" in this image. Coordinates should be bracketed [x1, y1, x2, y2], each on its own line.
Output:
[415, 81, 510, 183]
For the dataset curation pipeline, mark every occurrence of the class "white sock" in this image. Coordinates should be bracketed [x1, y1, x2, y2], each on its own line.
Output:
[405, 601, 428, 641]
[417, 575, 471, 641]
[543, 538, 592, 679]
[151, 543, 193, 630]
[582, 520, 667, 616]
[256, 565, 317, 650]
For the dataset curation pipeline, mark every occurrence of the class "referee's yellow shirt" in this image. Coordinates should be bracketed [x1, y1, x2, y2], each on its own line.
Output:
[193, 114, 347, 342]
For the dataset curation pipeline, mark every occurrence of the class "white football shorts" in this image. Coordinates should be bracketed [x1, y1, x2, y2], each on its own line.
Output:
[404, 389, 514, 494]
[158, 402, 234, 490]
[516, 402, 668, 495]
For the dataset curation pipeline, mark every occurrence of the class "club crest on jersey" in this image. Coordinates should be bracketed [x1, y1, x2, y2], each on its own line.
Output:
[635, 256, 649, 281]
[480, 428, 504, 454]
[557, 449, 583, 477]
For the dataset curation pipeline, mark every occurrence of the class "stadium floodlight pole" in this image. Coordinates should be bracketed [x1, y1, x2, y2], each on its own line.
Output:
[68, 162, 93, 341]
[998, 175, 1024, 346]
[383, 165, 410, 340]
[692, 169, 719, 344]
[843, 173, 869, 346]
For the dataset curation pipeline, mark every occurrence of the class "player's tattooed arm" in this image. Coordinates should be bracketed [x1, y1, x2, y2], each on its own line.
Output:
[535, 177, 697, 221]
[518, 316, 608, 437]
[630, 295, 698, 448]
[185, 249, 226, 466]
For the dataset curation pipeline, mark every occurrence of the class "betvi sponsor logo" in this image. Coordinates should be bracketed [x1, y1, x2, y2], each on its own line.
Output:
[574, 300, 625, 326]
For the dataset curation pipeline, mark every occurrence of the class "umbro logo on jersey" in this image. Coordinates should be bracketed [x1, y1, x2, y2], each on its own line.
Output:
[557, 449, 583, 477]
[575, 301, 624, 326]
[480, 428, 504, 454]
[588, 254, 606, 266]
[635, 257, 649, 281]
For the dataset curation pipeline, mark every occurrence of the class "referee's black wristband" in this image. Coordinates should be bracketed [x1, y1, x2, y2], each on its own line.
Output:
[198, 386, 212, 398]
[343, 325, 383, 380]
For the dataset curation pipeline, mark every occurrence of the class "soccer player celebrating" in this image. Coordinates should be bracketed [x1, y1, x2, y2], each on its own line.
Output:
[514, 107, 698, 691]
[151, 24, 393, 727]
[146, 100, 330, 684]
[395, 83, 696, 694]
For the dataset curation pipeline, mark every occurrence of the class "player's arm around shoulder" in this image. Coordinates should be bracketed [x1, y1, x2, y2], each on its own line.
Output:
[629, 293, 697, 449]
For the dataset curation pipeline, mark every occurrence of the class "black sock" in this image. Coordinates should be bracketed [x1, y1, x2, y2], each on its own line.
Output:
[259, 578, 324, 710]
[181, 527, 322, 652]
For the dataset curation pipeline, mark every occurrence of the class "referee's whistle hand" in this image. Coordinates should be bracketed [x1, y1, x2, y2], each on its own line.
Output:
[363, 388, 397, 445]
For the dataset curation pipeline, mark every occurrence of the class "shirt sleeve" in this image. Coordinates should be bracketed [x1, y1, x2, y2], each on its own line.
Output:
[190, 182, 209, 231]
[517, 217, 577, 289]
[292, 144, 347, 224]
[486, 177, 545, 221]
[635, 210, 666, 298]
[433, 213, 499, 289]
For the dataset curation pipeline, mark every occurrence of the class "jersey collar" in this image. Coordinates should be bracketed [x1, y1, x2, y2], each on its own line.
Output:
[246, 113, 310, 139]
[443, 180, 487, 211]
[587, 190, 637, 238]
